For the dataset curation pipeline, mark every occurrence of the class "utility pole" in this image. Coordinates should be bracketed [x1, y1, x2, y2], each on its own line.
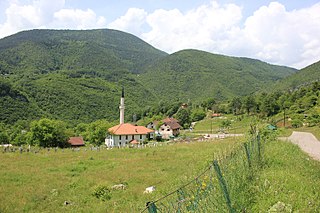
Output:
[283, 108, 286, 128]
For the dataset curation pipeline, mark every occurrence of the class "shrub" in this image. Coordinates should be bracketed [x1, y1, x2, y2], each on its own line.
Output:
[291, 119, 303, 128]
[92, 185, 111, 201]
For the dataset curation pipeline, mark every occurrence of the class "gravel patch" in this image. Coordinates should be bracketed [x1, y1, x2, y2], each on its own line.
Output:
[284, 131, 320, 161]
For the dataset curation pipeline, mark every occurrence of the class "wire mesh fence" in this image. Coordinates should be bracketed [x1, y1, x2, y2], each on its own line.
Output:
[142, 134, 263, 212]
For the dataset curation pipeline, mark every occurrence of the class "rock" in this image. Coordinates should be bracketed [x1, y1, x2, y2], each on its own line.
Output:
[111, 184, 126, 190]
[268, 201, 292, 212]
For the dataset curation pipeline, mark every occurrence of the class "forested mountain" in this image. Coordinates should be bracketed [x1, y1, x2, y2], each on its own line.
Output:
[138, 49, 297, 101]
[273, 60, 320, 91]
[0, 29, 166, 124]
[0, 29, 298, 124]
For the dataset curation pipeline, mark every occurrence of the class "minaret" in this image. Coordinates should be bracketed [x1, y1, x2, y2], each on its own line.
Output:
[119, 87, 125, 124]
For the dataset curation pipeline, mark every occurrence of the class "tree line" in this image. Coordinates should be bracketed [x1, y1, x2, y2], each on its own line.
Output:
[1, 82, 319, 147]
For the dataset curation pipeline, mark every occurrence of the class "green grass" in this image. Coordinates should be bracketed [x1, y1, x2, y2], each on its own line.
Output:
[278, 126, 320, 140]
[249, 139, 320, 211]
[0, 139, 242, 213]
[192, 115, 252, 135]
[2, 127, 320, 212]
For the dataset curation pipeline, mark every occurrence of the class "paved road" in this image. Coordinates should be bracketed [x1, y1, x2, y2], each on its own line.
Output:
[284, 131, 320, 161]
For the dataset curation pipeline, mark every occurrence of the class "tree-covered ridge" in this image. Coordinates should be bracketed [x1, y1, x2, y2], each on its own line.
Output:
[138, 49, 297, 102]
[0, 29, 300, 125]
[274, 60, 320, 91]
[0, 29, 167, 76]
[0, 29, 168, 124]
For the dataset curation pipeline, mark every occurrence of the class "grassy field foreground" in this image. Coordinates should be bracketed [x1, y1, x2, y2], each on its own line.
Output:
[0, 139, 241, 212]
[2, 132, 320, 212]
[249, 139, 320, 211]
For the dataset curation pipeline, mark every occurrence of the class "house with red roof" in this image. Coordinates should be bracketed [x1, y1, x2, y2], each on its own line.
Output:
[147, 118, 181, 140]
[68, 137, 85, 147]
[105, 87, 154, 147]
[105, 123, 154, 147]
[159, 118, 181, 139]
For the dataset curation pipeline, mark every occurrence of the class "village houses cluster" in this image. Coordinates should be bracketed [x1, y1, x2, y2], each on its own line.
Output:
[104, 88, 181, 147]
[66, 88, 181, 148]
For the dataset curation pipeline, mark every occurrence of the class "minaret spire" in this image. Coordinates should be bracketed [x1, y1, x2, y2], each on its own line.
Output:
[119, 87, 125, 124]
[121, 86, 124, 98]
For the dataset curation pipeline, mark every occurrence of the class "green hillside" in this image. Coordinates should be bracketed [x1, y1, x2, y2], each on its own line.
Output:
[274, 60, 320, 91]
[0, 30, 298, 125]
[0, 29, 165, 124]
[0, 29, 167, 76]
[138, 49, 297, 101]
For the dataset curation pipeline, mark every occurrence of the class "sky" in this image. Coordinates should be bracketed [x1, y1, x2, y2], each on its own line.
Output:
[0, 1, 320, 69]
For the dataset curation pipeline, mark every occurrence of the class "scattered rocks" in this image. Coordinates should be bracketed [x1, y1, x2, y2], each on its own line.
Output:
[144, 186, 156, 194]
[111, 184, 126, 190]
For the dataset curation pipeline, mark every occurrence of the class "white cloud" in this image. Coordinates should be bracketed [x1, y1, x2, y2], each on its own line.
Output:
[109, 1, 320, 69]
[241, 2, 320, 68]
[0, 0, 106, 38]
[142, 1, 243, 53]
[52, 9, 106, 29]
[108, 8, 147, 35]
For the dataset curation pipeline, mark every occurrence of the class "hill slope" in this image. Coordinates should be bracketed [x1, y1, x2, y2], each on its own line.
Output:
[0, 29, 166, 124]
[137, 49, 297, 101]
[0, 30, 298, 124]
[274, 60, 320, 91]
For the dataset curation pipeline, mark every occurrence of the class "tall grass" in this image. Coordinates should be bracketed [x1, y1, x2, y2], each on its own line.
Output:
[249, 139, 320, 211]
[0, 139, 242, 212]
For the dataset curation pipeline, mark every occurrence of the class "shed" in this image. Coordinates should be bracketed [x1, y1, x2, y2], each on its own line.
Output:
[68, 137, 85, 147]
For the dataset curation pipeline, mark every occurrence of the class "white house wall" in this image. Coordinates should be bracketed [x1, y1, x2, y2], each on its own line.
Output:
[105, 134, 148, 147]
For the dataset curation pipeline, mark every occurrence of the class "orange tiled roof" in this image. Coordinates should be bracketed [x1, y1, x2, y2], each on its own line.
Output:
[68, 137, 85, 146]
[108, 123, 154, 135]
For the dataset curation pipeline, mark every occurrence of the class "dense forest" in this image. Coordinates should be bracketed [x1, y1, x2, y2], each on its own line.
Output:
[0, 29, 297, 125]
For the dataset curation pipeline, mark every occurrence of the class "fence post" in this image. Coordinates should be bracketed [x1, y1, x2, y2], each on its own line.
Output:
[146, 202, 157, 213]
[244, 143, 251, 168]
[257, 134, 261, 162]
[213, 160, 235, 213]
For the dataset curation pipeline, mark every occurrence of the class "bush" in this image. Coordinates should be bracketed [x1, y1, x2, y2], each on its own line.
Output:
[291, 119, 303, 128]
[92, 185, 111, 201]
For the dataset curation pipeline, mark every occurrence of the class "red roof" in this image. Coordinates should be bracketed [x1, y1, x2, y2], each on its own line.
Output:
[68, 137, 85, 146]
[212, 113, 222, 117]
[130, 139, 139, 144]
[162, 118, 181, 130]
[108, 123, 154, 135]
[163, 117, 179, 123]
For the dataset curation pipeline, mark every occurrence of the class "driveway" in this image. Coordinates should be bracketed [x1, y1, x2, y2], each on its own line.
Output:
[284, 131, 320, 161]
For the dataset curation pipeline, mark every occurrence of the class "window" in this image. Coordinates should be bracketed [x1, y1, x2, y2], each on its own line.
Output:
[119, 135, 122, 140]
[132, 135, 134, 140]
[140, 135, 142, 139]
[126, 135, 128, 140]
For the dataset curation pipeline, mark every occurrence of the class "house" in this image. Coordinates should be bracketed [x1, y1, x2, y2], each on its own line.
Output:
[105, 123, 154, 147]
[158, 118, 181, 139]
[68, 137, 85, 147]
[105, 87, 154, 147]
[212, 113, 222, 118]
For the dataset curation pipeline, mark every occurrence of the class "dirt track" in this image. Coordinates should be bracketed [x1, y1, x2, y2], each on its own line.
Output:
[284, 131, 320, 161]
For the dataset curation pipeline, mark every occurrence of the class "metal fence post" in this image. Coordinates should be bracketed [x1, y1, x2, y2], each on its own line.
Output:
[244, 143, 251, 168]
[146, 202, 157, 213]
[213, 160, 235, 213]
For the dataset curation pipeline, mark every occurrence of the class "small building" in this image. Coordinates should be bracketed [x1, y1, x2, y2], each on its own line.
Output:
[105, 123, 154, 147]
[212, 113, 222, 118]
[158, 118, 181, 139]
[68, 137, 85, 147]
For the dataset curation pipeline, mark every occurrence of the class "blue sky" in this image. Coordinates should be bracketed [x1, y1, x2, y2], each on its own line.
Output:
[0, 0, 320, 69]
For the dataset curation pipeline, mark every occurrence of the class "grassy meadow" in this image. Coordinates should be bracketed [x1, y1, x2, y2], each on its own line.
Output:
[1, 118, 320, 212]
[0, 138, 242, 213]
[249, 139, 320, 211]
